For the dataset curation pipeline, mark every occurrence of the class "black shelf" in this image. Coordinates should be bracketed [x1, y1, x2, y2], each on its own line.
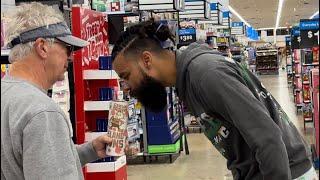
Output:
[1, 50, 10, 64]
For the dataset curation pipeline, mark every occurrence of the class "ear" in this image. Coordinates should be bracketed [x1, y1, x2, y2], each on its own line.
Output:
[34, 38, 49, 59]
[141, 51, 153, 70]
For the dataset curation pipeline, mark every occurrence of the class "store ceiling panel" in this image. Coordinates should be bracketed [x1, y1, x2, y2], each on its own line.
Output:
[230, 0, 319, 29]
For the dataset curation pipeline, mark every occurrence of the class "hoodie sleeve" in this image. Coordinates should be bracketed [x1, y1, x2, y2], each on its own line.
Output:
[76, 142, 100, 166]
[197, 66, 291, 180]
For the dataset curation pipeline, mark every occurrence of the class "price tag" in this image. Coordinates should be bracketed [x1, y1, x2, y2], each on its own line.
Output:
[178, 28, 196, 45]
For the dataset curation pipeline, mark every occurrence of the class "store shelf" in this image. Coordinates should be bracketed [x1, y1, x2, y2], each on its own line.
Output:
[303, 81, 310, 84]
[84, 101, 111, 111]
[303, 100, 311, 103]
[295, 74, 301, 77]
[85, 132, 108, 142]
[83, 70, 119, 80]
[86, 155, 126, 173]
[304, 117, 313, 121]
[1, 49, 10, 64]
[296, 104, 304, 107]
[303, 63, 319, 66]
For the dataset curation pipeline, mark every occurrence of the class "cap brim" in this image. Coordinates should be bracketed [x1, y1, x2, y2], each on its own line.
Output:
[56, 35, 89, 51]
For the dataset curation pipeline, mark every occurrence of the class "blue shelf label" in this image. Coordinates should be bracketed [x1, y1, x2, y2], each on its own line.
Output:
[232, 22, 243, 27]
[178, 28, 196, 35]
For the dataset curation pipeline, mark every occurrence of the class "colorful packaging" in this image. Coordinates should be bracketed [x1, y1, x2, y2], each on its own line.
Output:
[106, 101, 128, 156]
[312, 47, 319, 63]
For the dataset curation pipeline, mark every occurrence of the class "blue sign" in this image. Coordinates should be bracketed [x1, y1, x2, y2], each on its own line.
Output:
[210, 3, 218, 10]
[292, 26, 300, 36]
[232, 22, 244, 27]
[223, 11, 230, 18]
[300, 20, 319, 30]
[179, 28, 196, 35]
[285, 36, 291, 42]
[246, 27, 253, 37]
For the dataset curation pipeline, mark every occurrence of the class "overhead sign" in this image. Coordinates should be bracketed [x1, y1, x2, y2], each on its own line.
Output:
[231, 22, 244, 35]
[179, 0, 211, 19]
[209, 3, 223, 25]
[291, 26, 300, 50]
[138, 0, 185, 11]
[285, 36, 291, 47]
[299, 19, 319, 48]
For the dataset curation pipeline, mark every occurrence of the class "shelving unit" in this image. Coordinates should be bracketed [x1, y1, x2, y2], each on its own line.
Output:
[83, 70, 119, 80]
[300, 48, 319, 131]
[71, 7, 126, 180]
[256, 48, 279, 75]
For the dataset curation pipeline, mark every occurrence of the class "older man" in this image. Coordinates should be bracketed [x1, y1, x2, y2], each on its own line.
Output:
[1, 2, 111, 179]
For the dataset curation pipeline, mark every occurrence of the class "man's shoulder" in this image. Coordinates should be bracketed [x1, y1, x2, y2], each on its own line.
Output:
[1, 80, 61, 115]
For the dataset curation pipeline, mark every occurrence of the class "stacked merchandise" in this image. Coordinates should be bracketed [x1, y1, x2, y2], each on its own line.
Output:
[310, 68, 319, 168]
[255, 47, 279, 75]
[1, 64, 9, 78]
[246, 47, 256, 73]
[145, 87, 181, 159]
[301, 48, 319, 130]
[293, 49, 303, 110]
[286, 47, 293, 84]
[126, 98, 143, 156]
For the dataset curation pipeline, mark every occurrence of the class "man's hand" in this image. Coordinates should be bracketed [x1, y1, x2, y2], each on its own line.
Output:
[92, 135, 112, 158]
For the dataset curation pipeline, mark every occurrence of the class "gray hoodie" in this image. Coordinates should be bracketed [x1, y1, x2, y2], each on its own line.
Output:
[176, 43, 312, 180]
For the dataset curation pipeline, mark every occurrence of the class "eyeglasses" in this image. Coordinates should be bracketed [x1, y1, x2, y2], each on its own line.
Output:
[53, 39, 74, 57]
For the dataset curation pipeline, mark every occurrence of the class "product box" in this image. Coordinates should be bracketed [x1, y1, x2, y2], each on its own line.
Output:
[106, 101, 128, 156]
[86, 155, 127, 180]
[312, 47, 319, 63]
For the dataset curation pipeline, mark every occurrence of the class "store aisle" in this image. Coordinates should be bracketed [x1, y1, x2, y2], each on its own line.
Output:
[127, 70, 312, 180]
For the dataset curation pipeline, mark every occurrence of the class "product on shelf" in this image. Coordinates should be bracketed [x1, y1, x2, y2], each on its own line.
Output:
[303, 104, 313, 119]
[313, 47, 319, 63]
[106, 101, 128, 156]
[303, 85, 311, 101]
[1, 64, 9, 78]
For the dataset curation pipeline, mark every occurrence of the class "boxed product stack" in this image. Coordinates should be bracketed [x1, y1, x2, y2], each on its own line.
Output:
[293, 49, 303, 108]
[301, 48, 319, 131]
[145, 87, 181, 154]
[310, 69, 319, 163]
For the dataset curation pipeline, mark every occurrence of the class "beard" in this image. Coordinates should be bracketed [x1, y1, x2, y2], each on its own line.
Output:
[130, 72, 168, 113]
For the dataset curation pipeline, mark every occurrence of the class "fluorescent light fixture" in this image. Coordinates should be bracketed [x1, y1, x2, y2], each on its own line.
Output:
[309, 11, 319, 19]
[275, 0, 284, 30]
[228, 5, 251, 27]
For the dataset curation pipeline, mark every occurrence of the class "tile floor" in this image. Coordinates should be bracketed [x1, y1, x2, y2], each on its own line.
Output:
[127, 70, 316, 180]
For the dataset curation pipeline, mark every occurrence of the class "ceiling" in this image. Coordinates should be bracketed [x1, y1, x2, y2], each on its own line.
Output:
[230, 0, 319, 29]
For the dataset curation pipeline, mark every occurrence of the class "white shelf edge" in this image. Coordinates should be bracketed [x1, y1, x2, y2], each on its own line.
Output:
[84, 101, 111, 111]
[86, 155, 127, 173]
[83, 70, 119, 80]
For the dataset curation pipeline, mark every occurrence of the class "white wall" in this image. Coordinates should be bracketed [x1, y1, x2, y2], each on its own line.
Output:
[1, 0, 15, 12]
[259, 30, 287, 47]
